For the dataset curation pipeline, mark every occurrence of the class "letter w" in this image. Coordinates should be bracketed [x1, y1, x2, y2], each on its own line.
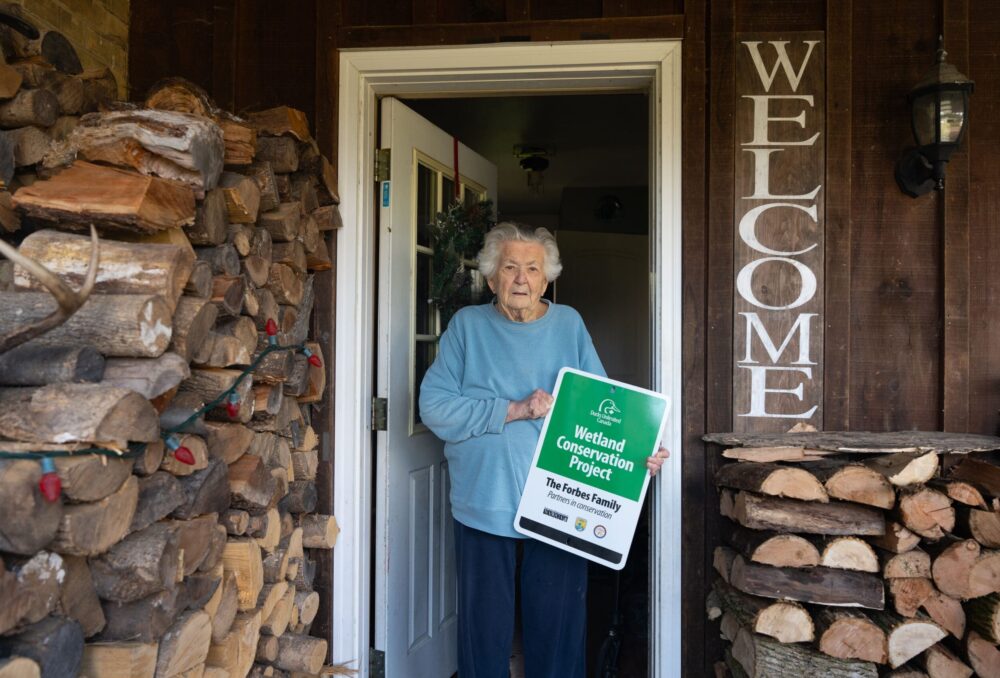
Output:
[739, 312, 817, 365]
[743, 40, 819, 92]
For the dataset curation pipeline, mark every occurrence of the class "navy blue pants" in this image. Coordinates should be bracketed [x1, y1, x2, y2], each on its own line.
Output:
[454, 521, 588, 678]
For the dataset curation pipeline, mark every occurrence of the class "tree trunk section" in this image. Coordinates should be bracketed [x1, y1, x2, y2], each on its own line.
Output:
[731, 491, 885, 535]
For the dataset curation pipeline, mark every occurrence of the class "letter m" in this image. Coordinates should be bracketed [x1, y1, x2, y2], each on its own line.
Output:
[739, 312, 817, 365]
[743, 40, 819, 92]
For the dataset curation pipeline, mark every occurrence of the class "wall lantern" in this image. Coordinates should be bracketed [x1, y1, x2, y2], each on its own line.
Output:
[514, 145, 551, 194]
[895, 41, 974, 198]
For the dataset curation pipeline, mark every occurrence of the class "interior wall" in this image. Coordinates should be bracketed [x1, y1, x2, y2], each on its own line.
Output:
[127, 1, 1000, 676]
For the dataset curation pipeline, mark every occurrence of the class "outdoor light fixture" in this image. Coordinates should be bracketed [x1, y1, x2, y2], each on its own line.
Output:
[895, 39, 974, 198]
[515, 145, 550, 194]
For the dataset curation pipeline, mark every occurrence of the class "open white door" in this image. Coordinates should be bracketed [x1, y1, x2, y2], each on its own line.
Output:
[374, 97, 498, 678]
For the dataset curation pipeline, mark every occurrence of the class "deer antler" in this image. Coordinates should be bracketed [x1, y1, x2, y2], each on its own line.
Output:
[0, 225, 100, 353]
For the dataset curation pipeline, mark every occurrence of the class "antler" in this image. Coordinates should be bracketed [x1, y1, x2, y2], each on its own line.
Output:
[0, 225, 100, 353]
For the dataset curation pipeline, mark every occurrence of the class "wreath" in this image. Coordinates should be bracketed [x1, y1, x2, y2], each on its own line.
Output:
[428, 199, 495, 328]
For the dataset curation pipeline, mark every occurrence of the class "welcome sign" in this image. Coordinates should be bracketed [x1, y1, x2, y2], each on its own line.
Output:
[514, 368, 670, 569]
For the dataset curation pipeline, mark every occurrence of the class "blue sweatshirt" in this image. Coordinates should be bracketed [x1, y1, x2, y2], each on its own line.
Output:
[419, 301, 605, 537]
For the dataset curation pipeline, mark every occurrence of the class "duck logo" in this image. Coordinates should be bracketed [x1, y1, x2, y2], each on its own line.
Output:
[574, 517, 587, 531]
[598, 399, 621, 416]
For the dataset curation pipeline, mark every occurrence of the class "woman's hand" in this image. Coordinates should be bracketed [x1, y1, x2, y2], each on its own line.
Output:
[646, 446, 670, 477]
[506, 389, 553, 422]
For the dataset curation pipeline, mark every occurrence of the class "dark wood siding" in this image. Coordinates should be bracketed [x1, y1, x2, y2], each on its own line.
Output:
[128, 1, 1000, 675]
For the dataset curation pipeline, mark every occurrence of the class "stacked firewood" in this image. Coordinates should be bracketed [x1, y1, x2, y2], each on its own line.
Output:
[0, 69, 341, 678]
[705, 431, 1000, 678]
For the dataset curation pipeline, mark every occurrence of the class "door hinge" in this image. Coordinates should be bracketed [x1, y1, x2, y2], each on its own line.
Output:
[375, 148, 391, 182]
[372, 397, 388, 431]
[369, 647, 386, 678]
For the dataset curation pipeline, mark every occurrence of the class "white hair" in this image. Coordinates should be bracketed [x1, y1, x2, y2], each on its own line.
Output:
[477, 222, 562, 282]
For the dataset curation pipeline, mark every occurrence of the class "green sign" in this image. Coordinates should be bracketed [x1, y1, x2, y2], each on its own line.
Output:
[515, 368, 671, 569]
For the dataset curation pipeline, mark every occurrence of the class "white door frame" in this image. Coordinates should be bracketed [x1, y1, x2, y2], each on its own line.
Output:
[334, 40, 683, 678]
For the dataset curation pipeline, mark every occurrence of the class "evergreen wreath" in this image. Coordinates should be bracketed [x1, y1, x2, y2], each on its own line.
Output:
[428, 199, 495, 327]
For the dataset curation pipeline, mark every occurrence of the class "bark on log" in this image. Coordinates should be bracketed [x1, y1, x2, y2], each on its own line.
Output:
[705, 431, 1000, 455]
[729, 554, 885, 609]
[966, 592, 1000, 642]
[957, 506, 1000, 548]
[217, 119, 256, 166]
[0, 88, 58, 128]
[196, 244, 240, 276]
[864, 452, 939, 487]
[59, 555, 105, 637]
[727, 526, 820, 568]
[273, 634, 326, 674]
[0, 292, 174, 358]
[13, 161, 196, 233]
[0, 344, 104, 386]
[889, 577, 934, 617]
[188, 188, 229, 246]
[299, 515, 339, 549]
[49, 474, 138, 556]
[290, 450, 318, 481]
[80, 642, 158, 678]
[714, 545, 737, 582]
[311, 204, 341, 232]
[247, 107, 311, 142]
[90, 521, 179, 603]
[712, 579, 814, 643]
[0, 460, 63, 554]
[814, 607, 887, 664]
[0, 384, 159, 446]
[866, 610, 946, 668]
[44, 109, 224, 193]
[4, 125, 51, 166]
[171, 457, 231, 520]
[0, 617, 83, 678]
[255, 137, 298, 174]
[211, 274, 244, 317]
[293, 590, 318, 626]
[229, 454, 278, 514]
[929, 478, 988, 509]
[869, 522, 921, 554]
[102, 353, 190, 400]
[53, 453, 133, 502]
[219, 172, 260, 224]
[79, 68, 117, 113]
[729, 626, 877, 678]
[98, 586, 183, 642]
[716, 462, 828, 502]
[280, 481, 316, 514]
[2, 551, 64, 633]
[921, 643, 972, 678]
[203, 422, 253, 465]
[178, 368, 253, 423]
[223, 510, 250, 536]
[169, 297, 217, 362]
[966, 630, 1000, 677]
[898, 487, 955, 540]
[205, 610, 260, 677]
[130, 471, 185, 533]
[247, 162, 279, 212]
[155, 610, 212, 678]
[258, 203, 301, 242]
[133, 439, 165, 477]
[920, 588, 964, 639]
[168, 513, 221, 576]
[731, 491, 885, 536]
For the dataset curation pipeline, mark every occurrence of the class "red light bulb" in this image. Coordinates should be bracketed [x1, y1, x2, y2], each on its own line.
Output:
[38, 457, 61, 502]
[303, 347, 322, 367]
[173, 446, 196, 465]
[265, 318, 278, 336]
[226, 392, 240, 418]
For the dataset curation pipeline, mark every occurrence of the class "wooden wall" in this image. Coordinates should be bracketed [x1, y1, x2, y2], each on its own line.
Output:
[129, 1, 1000, 676]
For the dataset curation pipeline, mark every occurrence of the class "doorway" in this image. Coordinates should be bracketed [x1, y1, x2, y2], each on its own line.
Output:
[333, 41, 682, 678]
[405, 93, 651, 676]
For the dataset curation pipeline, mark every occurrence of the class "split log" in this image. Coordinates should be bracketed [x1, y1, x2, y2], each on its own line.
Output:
[250, 350, 295, 387]
[729, 626, 877, 678]
[262, 586, 295, 637]
[889, 577, 934, 617]
[255, 137, 298, 174]
[729, 554, 885, 609]
[311, 204, 341, 232]
[169, 297, 218, 362]
[4, 126, 51, 166]
[293, 589, 319, 626]
[155, 610, 212, 678]
[929, 478, 988, 509]
[80, 642, 158, 678]
[920, 588, 964, 638]
[820, 536, 879, 572]
[229, 454, 278, 513]
[130, 471, 185, 533]
[949, 457, 1000, 497]
[211, 274, 244, 317]
[716, 461, 828, 502]
[171, 457, 231, 520]
[168, 514, 221, 576]
[883, 548, 932, 579]
[44, 109, 224, 193]
[247, 163, 279, 212]
[98, 586, 183, 642]
[3, 551, 64, 631]
[320, 155, 339, 204]
[256, 581, 288, 623]
[256, 635, 279, 663]
[222, 539, 264, 611]
[966, 630, 1000, 678]
[13, 161, 196, 233]
[262, 547, 290, 585]
[216, 316, 258, 355]
[54, 453, 133, 502]
[898, 487, 955, 540]
[714, 545, 737, 582]
[290, 178, 318, 216]
[242, 255, 271, 287]
[59, 555, 105, 637]
[722, 446, 836, 463]
[249, 508, 282, 552]
[272, 240, 307, 276]
[102, 353, 190, 400]
[178, 368, 253, 423]
[203, 422, 253, 464]
[259, 203, 301, 242]
[814, 608, 887, 664]
[930, 538, 1000, 600]
[206, 570, 239, 643]
[133, 436, 165, 477]
[196, 244, 240, 276]
[159, 392, 207, 435]
[712, 579, 814, 643]
[306, 241, 332, 271]
[228, 224, 253, 257]
[730, 491, 885, 536]
[38, 68, 84, 116]
[0, 617, 83, 678]
[247, 107, 311, 141]
[206, 610, 260, 677]
[290, 449, 318, 481]
[0, 58, 21, 96]
[0, 88, 59, 128]
[50, 475, 138, 556]
[280, 481, 316, 514]
[0, 658, 39, 678]
[300, 515, 340, 549]
[705, 431, 1000, 455]
[79, 68, 118, 113]
[188, 188, 229, 246]
[966, 592, 1000, 642]
[0, 460, 63, 554]
[160, 433, 208, 476]
[0, 344, 104, 386]
[867, 610, 946, 668]
[921, 643, 972, 678]
[957, 506, 1000, 548]
[193, 332, 250, 368]
[90, 520, 179, 603]
[274, 634, 326, 674]
[0, 292, 174, 358]
[253, 384, 284, 418]
[864, 451, 939, 486]
[219, 172, 260, 224]
[869, 522, 921, 554]
[727, 526, 820, 568]
[198, 524, 228, 574]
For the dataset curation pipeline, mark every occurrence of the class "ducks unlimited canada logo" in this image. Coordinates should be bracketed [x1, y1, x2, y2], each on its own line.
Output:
[591, 398, 622, 426]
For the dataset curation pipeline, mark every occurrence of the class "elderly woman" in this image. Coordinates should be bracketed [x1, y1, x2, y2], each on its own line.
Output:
[419, 222, 667, 678]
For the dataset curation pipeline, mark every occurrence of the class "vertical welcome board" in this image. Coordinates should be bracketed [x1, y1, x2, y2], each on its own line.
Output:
[733, 33, 825, 432]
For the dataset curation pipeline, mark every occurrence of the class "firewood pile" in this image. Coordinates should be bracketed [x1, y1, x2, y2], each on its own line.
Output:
[0, 29, 342, 677]
[704, 431, 1000, 678]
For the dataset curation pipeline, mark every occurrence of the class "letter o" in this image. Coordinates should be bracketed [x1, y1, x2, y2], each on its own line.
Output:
[736, 257, 817, 310]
